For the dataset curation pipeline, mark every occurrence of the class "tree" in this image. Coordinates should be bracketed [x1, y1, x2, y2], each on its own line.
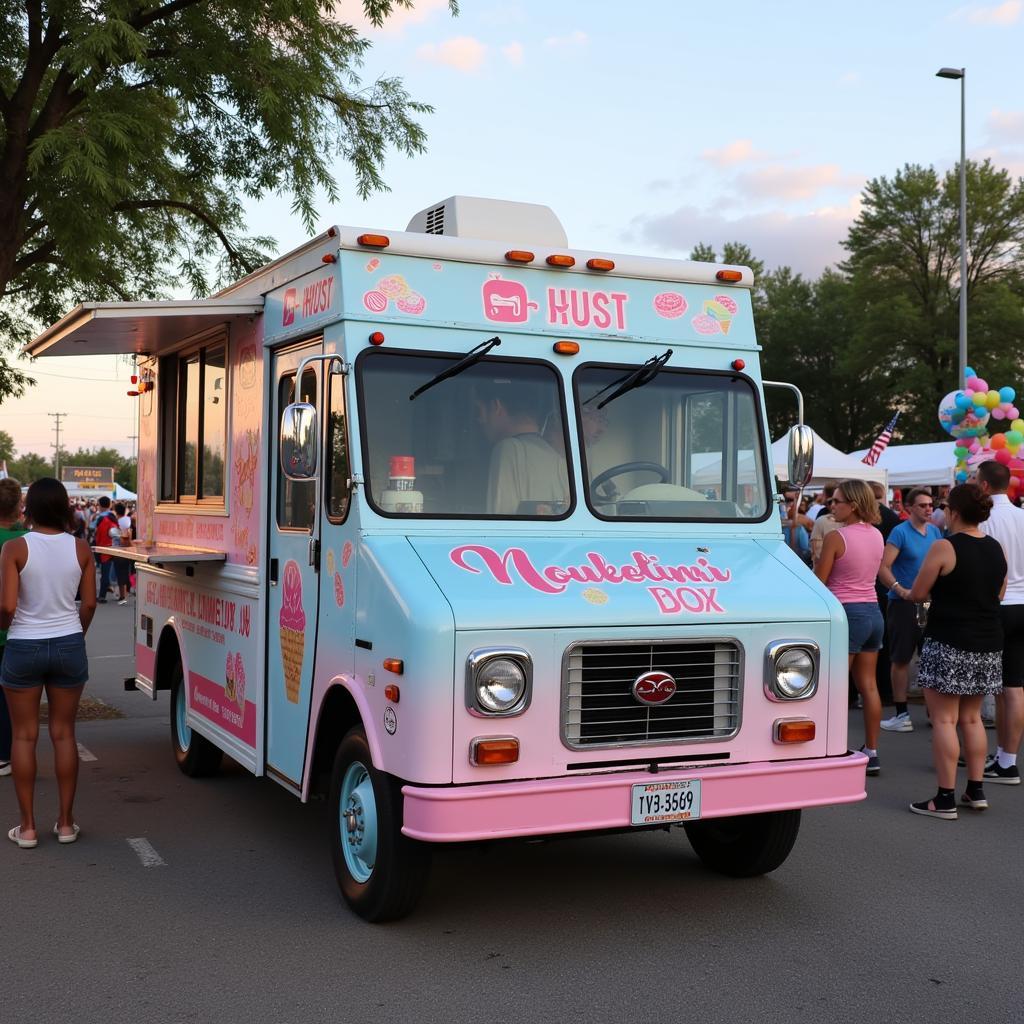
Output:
[842, 160, 1024, 443]
[0, 427, 13, 462]
[0, 0, 457, 401]
[8, 449, 48, 483]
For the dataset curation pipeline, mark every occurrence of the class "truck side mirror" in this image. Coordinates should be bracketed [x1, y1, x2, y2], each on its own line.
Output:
[281, 402, 318, 480]
[787, 424, 814, 488]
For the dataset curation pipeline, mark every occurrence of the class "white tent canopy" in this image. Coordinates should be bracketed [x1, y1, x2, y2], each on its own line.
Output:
[771, 429, 887, 487]
[848, 441, 954, 488]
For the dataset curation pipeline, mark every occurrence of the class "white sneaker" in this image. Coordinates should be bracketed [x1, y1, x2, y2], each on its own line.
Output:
[881, 711, 914, 732]
[117, 599, 127, 606]
[0, 761, 11, 777]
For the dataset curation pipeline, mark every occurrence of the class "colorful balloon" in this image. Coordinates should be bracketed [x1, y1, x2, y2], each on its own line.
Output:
[1000, 387, 1016, 403]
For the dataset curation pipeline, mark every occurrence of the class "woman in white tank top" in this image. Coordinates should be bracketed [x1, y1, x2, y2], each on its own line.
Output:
[0, 479, 97, 848]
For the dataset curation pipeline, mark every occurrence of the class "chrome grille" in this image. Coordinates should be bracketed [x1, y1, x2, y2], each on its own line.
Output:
[562, 640, 741, 749]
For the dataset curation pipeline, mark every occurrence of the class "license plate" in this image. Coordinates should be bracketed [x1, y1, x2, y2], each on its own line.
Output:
[630, 779, 702, 825]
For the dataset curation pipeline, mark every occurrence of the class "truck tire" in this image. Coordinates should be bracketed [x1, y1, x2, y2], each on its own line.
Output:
[684, 809, 801, 877]
[170, 661, 223, 778]
[329, 726, 431, 922]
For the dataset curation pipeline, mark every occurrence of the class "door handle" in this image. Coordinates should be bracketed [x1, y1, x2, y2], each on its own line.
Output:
[270, 558, 279, 586]
[308, 538, 320, 571]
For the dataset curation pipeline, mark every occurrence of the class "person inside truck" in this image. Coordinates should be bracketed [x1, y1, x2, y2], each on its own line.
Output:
[474, 379, 570, 515]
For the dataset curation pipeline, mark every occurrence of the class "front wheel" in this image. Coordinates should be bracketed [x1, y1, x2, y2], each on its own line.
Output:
[170, 662, 223, 778]
[329, 727, 431, 922]
[684, 809, 801, 877]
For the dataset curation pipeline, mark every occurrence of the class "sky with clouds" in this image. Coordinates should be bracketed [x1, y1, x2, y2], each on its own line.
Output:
[5, 0, 1024, 458]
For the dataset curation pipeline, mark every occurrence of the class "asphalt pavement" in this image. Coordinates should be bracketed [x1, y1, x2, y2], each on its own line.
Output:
[5, 597, 1021, 1024]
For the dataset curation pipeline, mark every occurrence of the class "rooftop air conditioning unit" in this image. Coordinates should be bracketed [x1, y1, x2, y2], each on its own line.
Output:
[406, 196, 568, 247]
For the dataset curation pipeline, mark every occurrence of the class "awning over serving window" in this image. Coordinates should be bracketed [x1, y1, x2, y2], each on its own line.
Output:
[23, 299, 264, 358]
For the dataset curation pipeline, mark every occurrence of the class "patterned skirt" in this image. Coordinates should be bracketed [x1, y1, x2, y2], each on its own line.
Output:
[917, 638, 1003, 696]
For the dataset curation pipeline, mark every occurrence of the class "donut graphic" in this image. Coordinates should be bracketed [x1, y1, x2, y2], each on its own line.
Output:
[363, 289, 388, 313]
[653, 292, 687, 319]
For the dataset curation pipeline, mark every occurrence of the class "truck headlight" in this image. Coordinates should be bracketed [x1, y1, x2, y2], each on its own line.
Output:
[466, 648, 532, 716]
[765, 642, 819, 701]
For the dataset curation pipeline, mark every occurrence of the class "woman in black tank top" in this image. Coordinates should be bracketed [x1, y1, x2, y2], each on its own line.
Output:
[907, 483, 1007, 820]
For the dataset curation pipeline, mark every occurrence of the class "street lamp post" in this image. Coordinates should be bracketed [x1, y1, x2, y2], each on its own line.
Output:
[936, 66, 967, 389]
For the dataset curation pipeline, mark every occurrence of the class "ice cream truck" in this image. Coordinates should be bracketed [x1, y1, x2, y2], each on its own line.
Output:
[26, 196, 866, 921]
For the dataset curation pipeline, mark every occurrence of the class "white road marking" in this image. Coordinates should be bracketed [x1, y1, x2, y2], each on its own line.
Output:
[76, 743, 97, 762]
[127, 837, 166, 867]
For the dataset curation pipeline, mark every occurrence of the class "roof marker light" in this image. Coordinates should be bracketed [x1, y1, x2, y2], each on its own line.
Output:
[369, 331, 385, 346]
[546, 254, 576, 268]
[505, 250, 535, 263]
[586, 258, 615, 271]
[732, 358, 746, 371]
[716, 269, 742, 282]
[553, 341, 580, 355]
[357, 233, 390, 248]
[321, 253, 336, 264]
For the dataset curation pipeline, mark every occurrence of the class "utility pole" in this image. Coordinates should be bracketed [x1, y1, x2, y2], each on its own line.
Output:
[49, 412, 68, 478]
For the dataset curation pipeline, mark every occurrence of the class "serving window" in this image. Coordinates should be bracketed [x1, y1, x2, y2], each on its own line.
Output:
[158, 334, 228, 505]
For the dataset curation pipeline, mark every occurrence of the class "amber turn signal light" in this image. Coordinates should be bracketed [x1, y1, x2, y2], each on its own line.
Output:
[553, 341, 580, 355]
[470, 737, 519, 766]
[586, 258, 615, 271]
[546, 254, 576, 268]
[321, 253, 336, 263]
[716, 269, 743, 282]
[505, 250, 535, 263]
[383, 658, 403, 675]
[384, 684, 400, 702]
[774, 719, 816, 743]
[357, 233, 390, 248]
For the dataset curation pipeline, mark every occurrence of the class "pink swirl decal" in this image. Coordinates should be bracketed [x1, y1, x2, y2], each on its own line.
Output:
[279, 559, 306, 630]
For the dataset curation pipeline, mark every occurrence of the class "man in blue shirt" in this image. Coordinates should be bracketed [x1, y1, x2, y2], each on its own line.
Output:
[876, 487, 942, 731]
[781, 488, 812, 564]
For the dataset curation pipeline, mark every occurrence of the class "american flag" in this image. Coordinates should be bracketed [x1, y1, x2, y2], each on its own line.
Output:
[862, 412, 900, 466]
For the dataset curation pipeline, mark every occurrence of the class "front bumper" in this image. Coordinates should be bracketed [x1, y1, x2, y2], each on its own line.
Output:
[402, 751, 867, 842]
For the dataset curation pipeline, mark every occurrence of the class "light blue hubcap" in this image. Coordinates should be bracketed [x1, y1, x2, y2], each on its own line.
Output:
[340, 761, 378, 883]
[175, 682, 192, 752]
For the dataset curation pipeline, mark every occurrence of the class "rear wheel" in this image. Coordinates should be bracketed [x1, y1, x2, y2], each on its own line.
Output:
[170, 661, 223, 777]
[329, 727, 431, 922]
[684, 809, 801, 877]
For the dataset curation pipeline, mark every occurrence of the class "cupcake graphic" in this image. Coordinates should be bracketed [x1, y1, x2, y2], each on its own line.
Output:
[225, 651, 236, 702]
[279, 560, 306, 704]
[234, 653, 247, 716]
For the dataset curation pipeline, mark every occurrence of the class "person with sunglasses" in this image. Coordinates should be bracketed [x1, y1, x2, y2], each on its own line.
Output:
[815, 480, 886, 774]
[877, 488, 943, 733]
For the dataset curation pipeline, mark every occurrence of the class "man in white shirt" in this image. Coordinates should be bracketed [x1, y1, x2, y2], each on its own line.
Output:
[805, 482, 836, 523]
[977, 460, 1024, 784]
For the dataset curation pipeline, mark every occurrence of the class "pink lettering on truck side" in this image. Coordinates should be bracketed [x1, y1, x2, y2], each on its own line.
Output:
[449, 545, 731, 614]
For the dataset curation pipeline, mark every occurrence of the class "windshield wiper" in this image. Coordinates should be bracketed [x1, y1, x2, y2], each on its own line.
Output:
[409, 336, 501, 401]
[585, 348, 673, 410]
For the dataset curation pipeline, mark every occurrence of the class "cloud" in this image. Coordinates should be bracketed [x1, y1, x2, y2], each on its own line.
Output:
[734, 163, 865, 202]
[416, 36, 488, 73]
[544, 30, 588, 49]
[952, 1, 1022, 23]
[501, 41, 524, 66]
[839, 71, 861, 85]
[334, 0, 452, 34]
[986, 108, 1024, 145]
[699, 139, 768, 168]
[630, 198, 863, 278]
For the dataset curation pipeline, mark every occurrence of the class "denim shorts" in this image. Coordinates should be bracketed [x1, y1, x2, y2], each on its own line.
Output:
[0, 634, 89, 690]
[844, 602, 884, 654]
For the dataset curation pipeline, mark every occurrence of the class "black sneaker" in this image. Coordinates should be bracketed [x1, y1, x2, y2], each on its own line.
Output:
[860, 746, 880, 776]
[910, 798, 957, 820]
[982, 762, 1021, 785]
[961, 790, 989, 810]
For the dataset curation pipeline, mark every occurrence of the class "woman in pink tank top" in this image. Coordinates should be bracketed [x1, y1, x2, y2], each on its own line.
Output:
[815, 479, 885, 774]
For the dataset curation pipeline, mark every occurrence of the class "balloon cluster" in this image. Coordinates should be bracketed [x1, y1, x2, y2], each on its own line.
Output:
[938, 366, 1024, 497]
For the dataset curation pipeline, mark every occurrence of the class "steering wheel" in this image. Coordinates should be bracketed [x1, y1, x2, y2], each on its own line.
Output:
[589, 462, 670, 503]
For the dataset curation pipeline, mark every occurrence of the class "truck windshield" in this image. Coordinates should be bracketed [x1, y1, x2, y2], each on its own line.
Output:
[574, 365, 770, 521]
[358, 349, 573, 519]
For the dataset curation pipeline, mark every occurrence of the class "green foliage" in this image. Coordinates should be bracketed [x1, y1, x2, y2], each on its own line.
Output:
[0, 0, 457, 399]
[0, 427, 13, 462]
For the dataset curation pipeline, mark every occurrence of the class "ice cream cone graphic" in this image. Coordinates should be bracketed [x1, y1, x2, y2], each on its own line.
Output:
[225, 651, 236, 703]
[234, 652, 247, 720]
[279, 560, 306, 703]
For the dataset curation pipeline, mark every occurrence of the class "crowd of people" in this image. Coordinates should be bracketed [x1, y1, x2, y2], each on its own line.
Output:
[788, 463, 1023, 820]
